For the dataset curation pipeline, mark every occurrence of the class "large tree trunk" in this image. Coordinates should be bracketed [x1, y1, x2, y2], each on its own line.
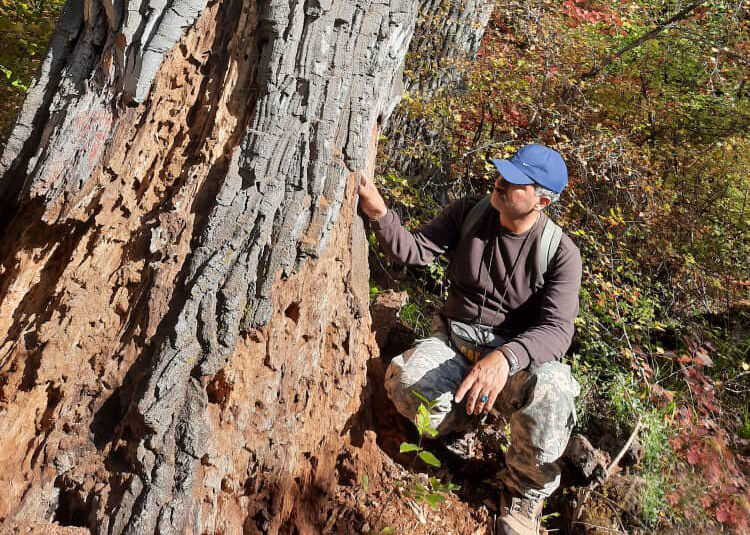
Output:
[0, 0, 423, 531]
[381, 0, 493, 181]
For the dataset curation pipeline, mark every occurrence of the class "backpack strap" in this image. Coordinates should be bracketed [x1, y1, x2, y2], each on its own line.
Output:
[460, 195, 562, 290]
[461, 195, 492, 241]
[536, 216, 563, 290]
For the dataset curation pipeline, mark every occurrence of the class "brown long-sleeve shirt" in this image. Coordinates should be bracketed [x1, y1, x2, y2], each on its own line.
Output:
[370, 196, 582, 370]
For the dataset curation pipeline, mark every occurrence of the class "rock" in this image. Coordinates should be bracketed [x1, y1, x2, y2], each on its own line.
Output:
[563, 434, 610, 483]
[622, 436, 645, 467]
[370, 290, 415, 363]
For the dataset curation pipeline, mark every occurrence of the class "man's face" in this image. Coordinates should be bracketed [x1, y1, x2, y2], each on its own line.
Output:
[490, 174, 545, 217]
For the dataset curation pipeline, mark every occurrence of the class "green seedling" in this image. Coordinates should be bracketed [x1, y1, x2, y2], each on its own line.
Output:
[400, 391, 440, 466]
[396, 391, 462, 510]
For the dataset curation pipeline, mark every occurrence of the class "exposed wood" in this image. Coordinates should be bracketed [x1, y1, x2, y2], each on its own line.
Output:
[0, 0, 452, 530]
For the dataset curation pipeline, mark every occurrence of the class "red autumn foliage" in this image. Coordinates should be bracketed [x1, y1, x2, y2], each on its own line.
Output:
[667, 342, 750, 534]
[561, 0, 623, 27]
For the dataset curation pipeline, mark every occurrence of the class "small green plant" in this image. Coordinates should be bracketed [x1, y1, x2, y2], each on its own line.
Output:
[371, 391, 460, 533]
[399, 391, 439, 462]
[397, 391, 461, 509]
[401, 475, 461, 509]
[398, 302, 430, 337]
[369, 283, 381, 302]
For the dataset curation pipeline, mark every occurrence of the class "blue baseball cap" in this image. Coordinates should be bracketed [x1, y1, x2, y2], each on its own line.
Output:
[490, 144, 568, 194]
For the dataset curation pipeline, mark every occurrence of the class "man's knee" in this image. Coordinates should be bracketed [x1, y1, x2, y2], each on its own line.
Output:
[384, 345, 450, 414]
[529, 361, 581, 408]
[384, 350, 417, 413]
[385, 357, 452, 433]
[384, 339, 475, 435]
[513, 361, 580, 462]
[384, 337, 461, 394]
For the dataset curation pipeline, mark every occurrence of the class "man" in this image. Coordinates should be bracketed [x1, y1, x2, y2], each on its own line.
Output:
[357, 144, 582, 535]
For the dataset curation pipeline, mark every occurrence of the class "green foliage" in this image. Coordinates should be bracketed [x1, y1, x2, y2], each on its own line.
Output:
[0, 64, 27, 90]
[369, 282, 382, 302]
[379, 173, 421, 209]
[417, 450, 440, 468]
[0, 0, 66, 136]
[637, 408, 676, 526]
[398, 302, 431, 338]
[399, 442, 421, 453]
[541, 511, 560, 525]
[412, 396, 440, 441]
[395, 391, 461, 513]
[578, 370, 678, 526]
[400, 476, 461, 509]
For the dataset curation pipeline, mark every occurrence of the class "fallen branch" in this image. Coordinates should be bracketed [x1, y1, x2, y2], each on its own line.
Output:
[607, 417, 644, 478]
[572, 417, 645, 529]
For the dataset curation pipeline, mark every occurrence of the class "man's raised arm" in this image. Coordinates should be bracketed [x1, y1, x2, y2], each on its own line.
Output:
[357, 171, 465, 267]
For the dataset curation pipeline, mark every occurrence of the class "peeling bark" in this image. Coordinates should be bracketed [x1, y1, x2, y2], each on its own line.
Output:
[0, 0, 490, 532]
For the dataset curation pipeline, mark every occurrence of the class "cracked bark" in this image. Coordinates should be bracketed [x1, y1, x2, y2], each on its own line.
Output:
[0, 0, 488, 532]
[381, 0, 493, 180]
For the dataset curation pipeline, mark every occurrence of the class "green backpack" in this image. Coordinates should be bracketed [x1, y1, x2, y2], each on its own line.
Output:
[460, 195, 562, 290]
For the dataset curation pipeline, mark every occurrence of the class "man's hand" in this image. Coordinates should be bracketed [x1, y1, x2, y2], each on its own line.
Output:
[454, 350, 510, 415]
[357, 171, 388, 220]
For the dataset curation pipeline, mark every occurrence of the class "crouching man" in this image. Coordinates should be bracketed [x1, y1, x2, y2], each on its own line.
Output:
[358, 144, 582, 535]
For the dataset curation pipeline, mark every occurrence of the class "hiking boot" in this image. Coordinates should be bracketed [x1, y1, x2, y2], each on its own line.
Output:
[495, 487, 543, 535]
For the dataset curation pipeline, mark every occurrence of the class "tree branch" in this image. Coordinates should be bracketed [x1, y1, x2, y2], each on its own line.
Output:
[581, 2, 703, 79]
[607, 417, 644, 477]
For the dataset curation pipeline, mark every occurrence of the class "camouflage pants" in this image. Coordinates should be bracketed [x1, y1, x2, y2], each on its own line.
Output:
[384, 314, 580, 499]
